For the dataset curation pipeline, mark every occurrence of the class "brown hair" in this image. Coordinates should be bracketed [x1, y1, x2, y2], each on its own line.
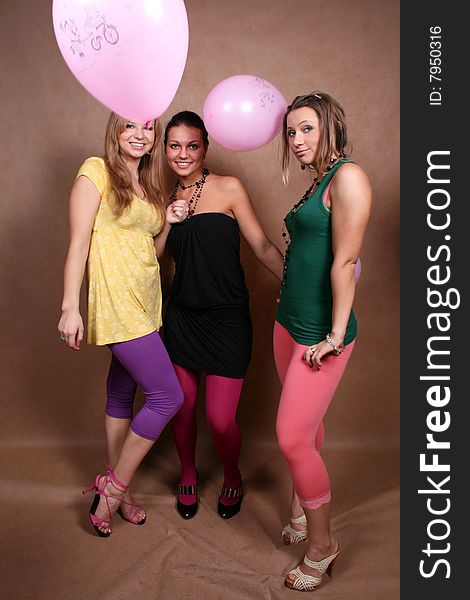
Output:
[164, 110, 209, 148]
[281, 91, 350, 185]
[103, 113, 166, 219]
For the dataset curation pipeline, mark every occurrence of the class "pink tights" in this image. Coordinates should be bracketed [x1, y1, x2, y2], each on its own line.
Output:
[170, 365, 244, 505]
[273, 321, 354, 509]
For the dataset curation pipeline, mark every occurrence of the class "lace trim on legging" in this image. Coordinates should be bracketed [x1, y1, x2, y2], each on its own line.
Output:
[300, 490, 331, 510]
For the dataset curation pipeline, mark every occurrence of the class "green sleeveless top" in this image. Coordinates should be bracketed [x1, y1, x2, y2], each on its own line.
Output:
[276, 160, 357, 346]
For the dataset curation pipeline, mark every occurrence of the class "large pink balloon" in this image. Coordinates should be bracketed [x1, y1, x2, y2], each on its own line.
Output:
[52, 0, 189, 121]
[203, 75, 287, 151]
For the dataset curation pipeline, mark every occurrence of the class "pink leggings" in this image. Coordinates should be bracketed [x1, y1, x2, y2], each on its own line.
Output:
[273, 321, 355, 509]
[170, 365, 244, 490]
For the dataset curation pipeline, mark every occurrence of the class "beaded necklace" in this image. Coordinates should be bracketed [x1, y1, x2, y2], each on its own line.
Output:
[281, 157, 341, 287]
[179, 179, 200, 190]
[170, 168, 209, 219]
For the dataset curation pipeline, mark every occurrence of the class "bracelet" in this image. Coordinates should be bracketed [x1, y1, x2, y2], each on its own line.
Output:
[326, 333, 345, 355]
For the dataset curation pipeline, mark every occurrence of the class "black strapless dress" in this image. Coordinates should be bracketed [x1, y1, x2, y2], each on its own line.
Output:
[163, 213, 252, 378]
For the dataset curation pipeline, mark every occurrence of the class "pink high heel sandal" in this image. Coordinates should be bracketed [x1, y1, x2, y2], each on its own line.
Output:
[82, 468, 128, 537]
[117, 497, 146, 526]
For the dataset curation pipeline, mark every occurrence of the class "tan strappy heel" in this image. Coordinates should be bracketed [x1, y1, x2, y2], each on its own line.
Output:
[285, 547, 340, 591]
[282, 513, 308, 544]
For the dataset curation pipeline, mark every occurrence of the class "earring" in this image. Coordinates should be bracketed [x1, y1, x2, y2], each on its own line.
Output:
[300, 164, 306, 170]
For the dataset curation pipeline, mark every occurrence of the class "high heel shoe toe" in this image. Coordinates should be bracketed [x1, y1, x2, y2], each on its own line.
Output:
[117, 501, 146, 525]
[285, 547, 340, 592]
[176, 482, 199, 519]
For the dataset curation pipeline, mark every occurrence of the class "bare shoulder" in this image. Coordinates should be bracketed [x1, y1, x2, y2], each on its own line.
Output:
[331, 163, 372, 206]
[208, 174, 248, 208]
[210, 174, 245, 194]
[333, 162, 371, 189]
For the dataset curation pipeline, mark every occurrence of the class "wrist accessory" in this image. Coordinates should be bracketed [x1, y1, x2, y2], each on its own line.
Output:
[326, 333, 345, 355]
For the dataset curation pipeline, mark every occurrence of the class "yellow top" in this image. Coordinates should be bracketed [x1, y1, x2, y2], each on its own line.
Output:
[76, 157, 163, 345]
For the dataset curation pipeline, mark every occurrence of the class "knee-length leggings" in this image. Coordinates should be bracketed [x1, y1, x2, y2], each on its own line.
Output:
[273, 321, 354, 509]
[105, 330, 184, 441]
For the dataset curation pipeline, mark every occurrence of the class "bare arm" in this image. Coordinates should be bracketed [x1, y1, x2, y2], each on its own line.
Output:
[58, 176, 101, 350]
[227, 177, 284, 281]
[306, 163, 372, 368]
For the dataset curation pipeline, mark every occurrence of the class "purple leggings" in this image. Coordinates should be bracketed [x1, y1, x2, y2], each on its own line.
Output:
[106, 330, 184, 441]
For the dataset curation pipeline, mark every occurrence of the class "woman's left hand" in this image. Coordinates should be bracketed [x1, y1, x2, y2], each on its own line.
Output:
[303, 340, 335, 369]
[166, 200, 188, 224]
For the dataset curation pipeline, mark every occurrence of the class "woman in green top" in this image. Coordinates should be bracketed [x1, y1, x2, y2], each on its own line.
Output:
[274, 92, 372, 591]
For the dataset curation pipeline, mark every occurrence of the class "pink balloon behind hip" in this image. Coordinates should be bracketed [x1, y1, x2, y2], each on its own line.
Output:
[355, 258, 362, 282]
[52, 0, 189, 121]
[203, 75, 287, 151]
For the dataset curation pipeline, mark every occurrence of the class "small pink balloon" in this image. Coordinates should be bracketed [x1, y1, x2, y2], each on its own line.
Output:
[355, 258, 362, 282]
[203, 75, 287, 151]
[52, 0, 189, 121]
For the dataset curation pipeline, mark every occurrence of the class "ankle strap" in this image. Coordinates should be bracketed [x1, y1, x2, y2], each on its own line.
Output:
[177, 483, 197, 495]
[291, 514, 307, 525]
[107, 467, 129, 493]
[220, 484, 242, 499]
[303, 550, 339, 573]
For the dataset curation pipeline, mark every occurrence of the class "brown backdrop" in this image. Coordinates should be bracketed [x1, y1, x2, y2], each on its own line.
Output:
[0, 1, 399, 599]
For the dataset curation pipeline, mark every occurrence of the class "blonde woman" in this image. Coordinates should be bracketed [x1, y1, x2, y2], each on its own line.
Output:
[58, 114, 187, 536]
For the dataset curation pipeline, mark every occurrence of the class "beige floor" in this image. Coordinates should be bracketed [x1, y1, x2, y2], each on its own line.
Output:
[0, 439, 399, 600]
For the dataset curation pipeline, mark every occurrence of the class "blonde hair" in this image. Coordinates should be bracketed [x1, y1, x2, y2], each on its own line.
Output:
[103, 113, 166, 220]
[281, 92, 350, 185]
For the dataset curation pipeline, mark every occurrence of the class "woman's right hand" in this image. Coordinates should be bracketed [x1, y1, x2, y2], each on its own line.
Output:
[166, 200, 188, 224]
[58, 309, 84, 351]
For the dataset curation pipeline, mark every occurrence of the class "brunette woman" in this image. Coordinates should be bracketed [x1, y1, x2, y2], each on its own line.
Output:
[156, 111, 284, 519]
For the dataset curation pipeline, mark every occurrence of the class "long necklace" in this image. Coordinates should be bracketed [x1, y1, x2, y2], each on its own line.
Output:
[171, 168, 209, 219]
[281, 157, 341, 287]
